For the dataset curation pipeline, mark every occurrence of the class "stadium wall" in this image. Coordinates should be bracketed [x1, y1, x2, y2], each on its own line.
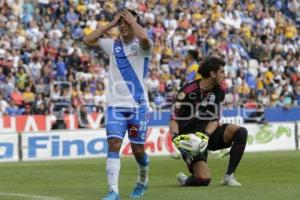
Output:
[0, 123, 299, 162]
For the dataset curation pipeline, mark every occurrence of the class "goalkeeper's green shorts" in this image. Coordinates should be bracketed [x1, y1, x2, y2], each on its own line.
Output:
[181, 124, 232, 174]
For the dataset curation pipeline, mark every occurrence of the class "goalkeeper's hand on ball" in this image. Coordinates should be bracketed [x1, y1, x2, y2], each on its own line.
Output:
[172, 132, 209, 156]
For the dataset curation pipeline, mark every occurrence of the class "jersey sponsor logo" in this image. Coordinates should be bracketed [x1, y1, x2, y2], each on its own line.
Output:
[195, 102, 219, 120]
[115, 47, 122, 53]
[200, 93, 216, 106]
[177, 92, 186, 100]
[207, 93, 216, 103]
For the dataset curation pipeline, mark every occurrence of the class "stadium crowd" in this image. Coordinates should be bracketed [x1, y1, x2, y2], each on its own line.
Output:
[0, 0, 300, 116]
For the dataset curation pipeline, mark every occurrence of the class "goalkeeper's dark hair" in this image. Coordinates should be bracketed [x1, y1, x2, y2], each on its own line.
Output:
[198, 56, 225, 78]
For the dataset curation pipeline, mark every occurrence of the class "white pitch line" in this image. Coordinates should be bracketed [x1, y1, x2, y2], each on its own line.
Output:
[0, 192, 63, 200]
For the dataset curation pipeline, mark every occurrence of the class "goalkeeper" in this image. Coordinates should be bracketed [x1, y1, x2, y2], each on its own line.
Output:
[169, 56, 248, 186]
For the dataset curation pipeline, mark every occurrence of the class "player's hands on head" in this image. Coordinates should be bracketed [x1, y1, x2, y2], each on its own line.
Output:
[111, 13, 122, 27]
[120, 9, 137, 25]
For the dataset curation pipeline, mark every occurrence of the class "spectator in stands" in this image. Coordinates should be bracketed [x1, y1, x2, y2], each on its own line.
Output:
[185, 49, 201, 83]
[277, 94, 292, 110]
[244, 104, 266, 124]
[35, 102, 47, 115]
[237, 79, 250, 102]
[23, 104, 33, 115]
[55, 56, 67, 81]
[5, 100, 23, 116]
[0, 0, 299, 117]
[295, 92, 300, 106]
[50, 84, 61, 101]
[15, 67, 27, 91]
[23, 86, 35, 105]
[51, 112, 67, 130]
[146, 73, 160, 101]
[10, 87, 23, 106]
[78, 105, 89, 129]
[0, 93, 9, 115]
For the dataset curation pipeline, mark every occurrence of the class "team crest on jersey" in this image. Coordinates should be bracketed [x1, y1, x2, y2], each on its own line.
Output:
[128, 124, 138, 138]
[130, 44, 138, 52]
[177, 92, 186, 100]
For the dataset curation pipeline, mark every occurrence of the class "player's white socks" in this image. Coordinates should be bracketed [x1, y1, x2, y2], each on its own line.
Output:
[137, 165, 149, 185]
[136, 154, 149, 186]
[106, 152, 121, 193]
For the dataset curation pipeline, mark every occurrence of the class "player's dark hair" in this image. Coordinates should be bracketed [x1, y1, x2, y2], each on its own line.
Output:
[187, 50, 199, 61]
[198, 56, 225, 78]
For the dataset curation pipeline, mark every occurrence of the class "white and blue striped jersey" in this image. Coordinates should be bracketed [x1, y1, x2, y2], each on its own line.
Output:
[99, 38, 152, 108]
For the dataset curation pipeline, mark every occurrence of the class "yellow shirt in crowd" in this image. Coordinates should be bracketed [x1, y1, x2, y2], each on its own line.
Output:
[23, 92, 35, 102]
[256, 78, 264, 90]
[264, 71, 274, 85]
[186, 63, 201, 82]
[237, 84, 250, 95]
[240, 24, 251, 39]
[285, 25, 297, 39]
[77, 4, 87, 14]
[83, 26, 93, 36]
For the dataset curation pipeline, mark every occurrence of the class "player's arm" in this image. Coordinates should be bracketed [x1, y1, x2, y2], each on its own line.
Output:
[169, 119, 179, 138]
[121, 10, 152, 50]
[204, 121, 218, 136]
[83, 13, 121, 48]
[169, 89, 187, 142]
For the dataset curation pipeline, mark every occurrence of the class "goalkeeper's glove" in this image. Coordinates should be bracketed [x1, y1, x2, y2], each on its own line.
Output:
[172, 132, 209, 154]
[172, 132, 184, 147]
[172, 133, 193, 155]
[195, 131, 209, 152]
[195, 131, 209, 141]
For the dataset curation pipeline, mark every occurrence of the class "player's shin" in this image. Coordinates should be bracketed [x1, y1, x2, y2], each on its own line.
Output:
[135, 153, 149, 185]
[106, 152, 121, 193]
[226, 127, 248, 175]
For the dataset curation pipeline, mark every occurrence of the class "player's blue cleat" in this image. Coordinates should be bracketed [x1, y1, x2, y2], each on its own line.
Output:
[102, 191, 121, 200]
[130, 183, 148, 198]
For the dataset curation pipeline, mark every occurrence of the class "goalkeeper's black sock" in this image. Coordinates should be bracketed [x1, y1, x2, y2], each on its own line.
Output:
[226, 127, 248, 175]
[185, 176, 211, 186]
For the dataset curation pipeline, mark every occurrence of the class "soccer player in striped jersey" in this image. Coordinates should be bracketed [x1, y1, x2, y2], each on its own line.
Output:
[84, 9, 152, 200]
[169, 56, 248, 187]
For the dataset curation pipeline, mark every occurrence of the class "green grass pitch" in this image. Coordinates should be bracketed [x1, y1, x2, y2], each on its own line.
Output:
[0, 151, 300, 200]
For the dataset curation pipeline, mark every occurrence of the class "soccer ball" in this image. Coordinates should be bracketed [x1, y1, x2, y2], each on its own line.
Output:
[177, 134, 208, 156]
